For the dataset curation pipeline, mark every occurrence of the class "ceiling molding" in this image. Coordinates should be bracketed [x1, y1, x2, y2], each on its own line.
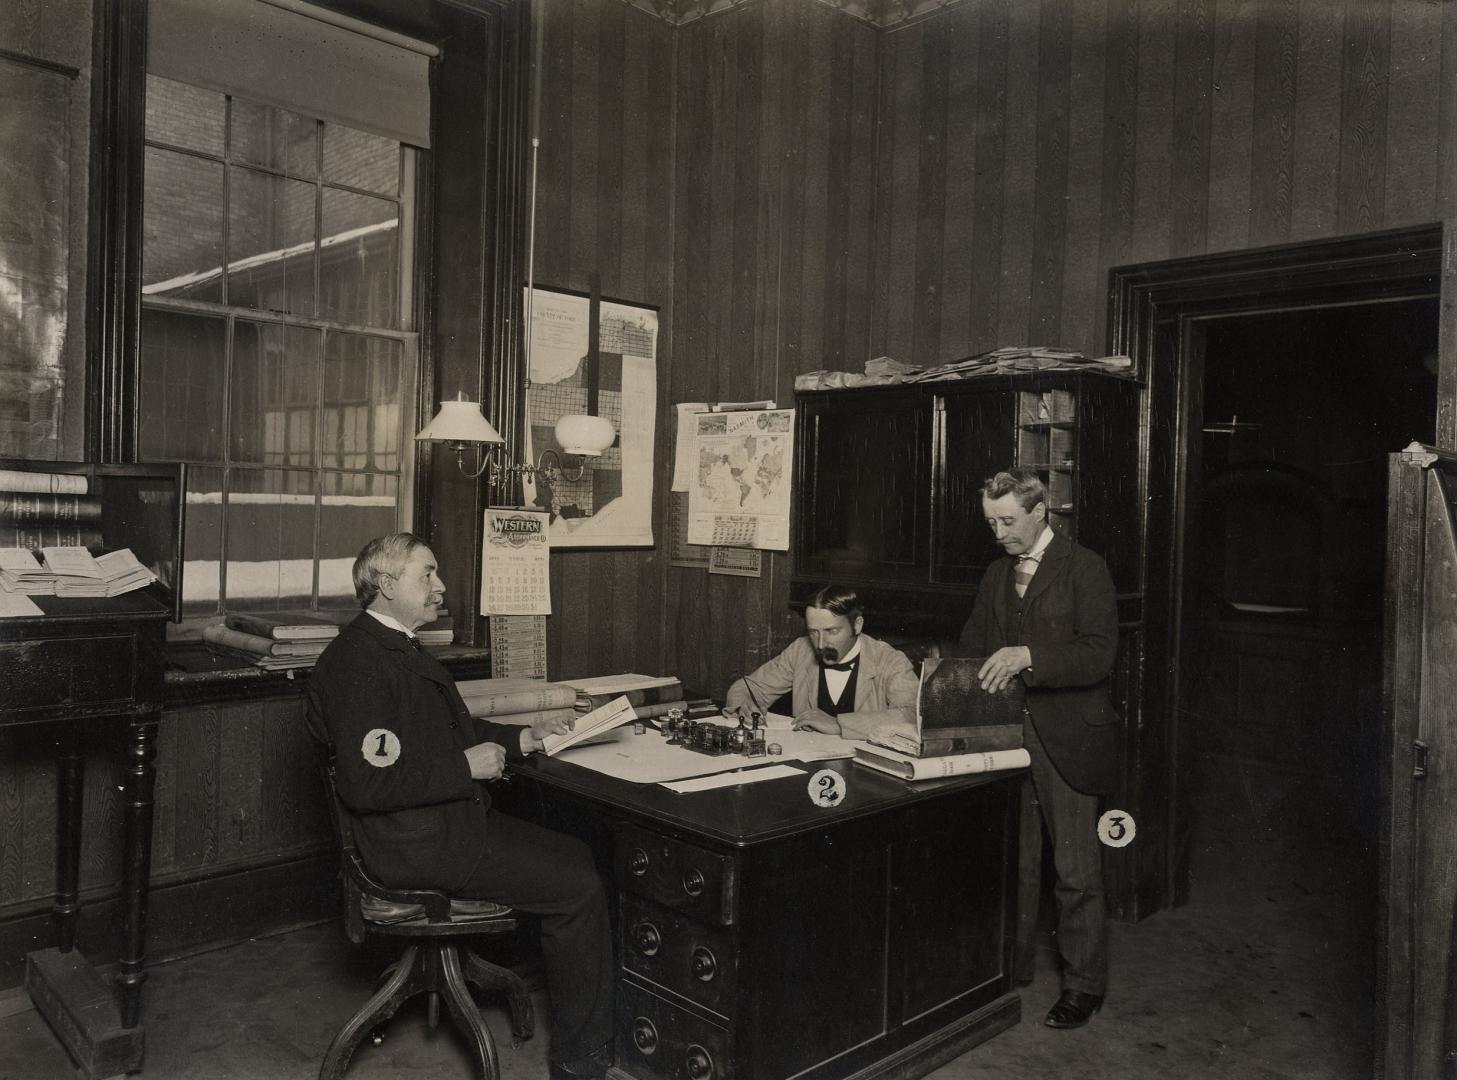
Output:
[614, 0, 967, 30]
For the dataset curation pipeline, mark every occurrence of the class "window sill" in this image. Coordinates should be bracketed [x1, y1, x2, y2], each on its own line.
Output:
[163, 642, 492, 707]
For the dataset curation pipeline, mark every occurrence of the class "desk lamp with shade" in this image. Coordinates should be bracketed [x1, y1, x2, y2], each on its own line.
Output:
[415, 393, 615, 485]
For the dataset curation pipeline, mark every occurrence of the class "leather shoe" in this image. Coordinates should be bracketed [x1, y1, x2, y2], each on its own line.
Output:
[1044, 989, 1102, 1029]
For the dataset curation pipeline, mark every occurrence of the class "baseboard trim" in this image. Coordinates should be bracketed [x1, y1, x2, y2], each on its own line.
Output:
[0, 852, 340, 994]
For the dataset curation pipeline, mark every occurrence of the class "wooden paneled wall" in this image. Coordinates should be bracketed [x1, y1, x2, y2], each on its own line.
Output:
[0, 694, 330, 980]
[532, 0, 1457, 703]
[532, 1, 677, 681]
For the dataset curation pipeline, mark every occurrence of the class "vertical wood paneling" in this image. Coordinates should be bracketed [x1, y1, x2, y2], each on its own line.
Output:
[1384, 0, 1440, 227]
[1030, 0, 1072, 345]
[884, 25, 923, 361]
[1099, 0, 1139, 275]
[219, 704, 262, 861]
[1128, 0, 1175, 264]
[843, 22, 878, 368]
[1060, 0, 1108, 353]
[941, 6, 979, 360]
[997, 0, 1040, 347]
[1205, 0, 1255, 254]
[18, 729, 55, 903]
[1168, 0, 1212, 255]
[1337, 0, 1391, 234]
[1440, 0, 1457, 216]
[797, 9, 832, 376]
[592, 2, 626, 675]
[914, 25, 950, 362]
[1290, 0, 1344, 238]
[0, 733, 22, 901]
[1249, 0, 1299, 245]
[969, 0, 1009, 352]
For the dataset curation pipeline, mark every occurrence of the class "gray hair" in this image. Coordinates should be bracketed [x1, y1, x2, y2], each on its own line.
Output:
[353, 532, 426, 608]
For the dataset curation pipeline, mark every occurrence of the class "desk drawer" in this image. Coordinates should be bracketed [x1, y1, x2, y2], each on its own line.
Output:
[616, 823, 737, 926]
[0, 635, 138, 714]
[618, 977, 734, 1080]
[621, 894, 737, 1019]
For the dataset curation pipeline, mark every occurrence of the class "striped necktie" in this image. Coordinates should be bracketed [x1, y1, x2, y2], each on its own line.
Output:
[1014, 552, 1042, 598]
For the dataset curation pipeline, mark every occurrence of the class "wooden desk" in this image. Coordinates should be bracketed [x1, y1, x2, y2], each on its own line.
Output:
[498, 752, 1022, 1080]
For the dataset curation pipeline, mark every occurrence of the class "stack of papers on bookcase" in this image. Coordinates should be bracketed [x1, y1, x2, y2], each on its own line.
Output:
[0, 549, 55, 594]
[43, 546, 157, 597]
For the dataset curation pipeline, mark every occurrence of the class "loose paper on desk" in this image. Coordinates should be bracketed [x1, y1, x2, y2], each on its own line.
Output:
[662, 763, 807, 794]
[686, 408, 795, 550]
[543, 695, 637, 756]
[0, 590, 43, 617]
[480, 508, 550, 615]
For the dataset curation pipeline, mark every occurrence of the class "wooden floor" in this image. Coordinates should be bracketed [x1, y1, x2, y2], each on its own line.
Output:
[0, 762, 1372, 1080]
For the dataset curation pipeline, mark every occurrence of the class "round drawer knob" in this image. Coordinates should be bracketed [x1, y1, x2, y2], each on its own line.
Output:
[632, 922, 661, 957]
[686, 1044, 714, 1079]
[632, 1017, 658, 1054]
[690, 946, 717, 982]
[682, 867, 706, 897]
[628, 848, 650, 876]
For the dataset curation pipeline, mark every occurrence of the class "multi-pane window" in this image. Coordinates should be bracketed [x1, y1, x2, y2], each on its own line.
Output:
[138, 75, 417, 617]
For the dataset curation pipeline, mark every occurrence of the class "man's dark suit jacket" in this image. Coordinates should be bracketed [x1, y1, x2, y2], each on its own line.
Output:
[307, 612, 526, 894]
[957, 531, 1120, 795]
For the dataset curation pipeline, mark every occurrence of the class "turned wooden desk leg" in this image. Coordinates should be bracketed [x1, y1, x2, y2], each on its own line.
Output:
[117, 714, 159, 1029]
[54, 720, 84, 953]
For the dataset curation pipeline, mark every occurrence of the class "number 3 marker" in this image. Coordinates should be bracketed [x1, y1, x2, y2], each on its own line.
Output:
[1097, 809, 1135, 848]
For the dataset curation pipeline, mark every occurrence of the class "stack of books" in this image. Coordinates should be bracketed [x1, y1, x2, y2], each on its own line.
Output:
[454, 677, 583, 733]
[201, 610, 345, 670]
[417, 609, 453, 646]
[561, 673, 686, 721]
[0, 469, 103, 551]
[855, 656, 1031, 782]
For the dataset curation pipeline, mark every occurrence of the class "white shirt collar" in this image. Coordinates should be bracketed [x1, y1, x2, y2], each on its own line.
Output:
[1023, 525, 1054, 561]
[367, 608, 416, 639]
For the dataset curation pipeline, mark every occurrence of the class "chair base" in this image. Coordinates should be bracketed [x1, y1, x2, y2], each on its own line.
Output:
[320, 940, 534, 1080]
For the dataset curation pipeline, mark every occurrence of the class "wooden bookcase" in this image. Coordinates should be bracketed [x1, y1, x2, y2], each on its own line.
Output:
[792, 371, 1141, 638]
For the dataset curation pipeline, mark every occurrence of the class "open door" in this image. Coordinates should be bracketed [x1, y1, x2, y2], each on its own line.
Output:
[1382, 442, 1457, 1080]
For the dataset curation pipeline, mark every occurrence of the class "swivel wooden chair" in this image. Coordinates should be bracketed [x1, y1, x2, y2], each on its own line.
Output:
[318, 763, 534, 1080]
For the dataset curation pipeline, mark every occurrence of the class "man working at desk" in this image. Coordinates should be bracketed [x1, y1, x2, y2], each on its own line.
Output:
[723, 583, 918, 739]
[958, 468, 1119, 1031]
[308, 533, 614, 1080]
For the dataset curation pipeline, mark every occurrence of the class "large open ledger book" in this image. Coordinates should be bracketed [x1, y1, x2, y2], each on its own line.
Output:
[870, 656, 1025, 758]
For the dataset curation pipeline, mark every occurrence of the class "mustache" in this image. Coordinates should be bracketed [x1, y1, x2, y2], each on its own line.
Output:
[816, 645, 840, 662]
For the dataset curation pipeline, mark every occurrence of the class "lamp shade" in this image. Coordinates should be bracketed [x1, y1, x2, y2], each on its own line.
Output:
[554, 414, 615, 457]
[415, 398, 505, 444]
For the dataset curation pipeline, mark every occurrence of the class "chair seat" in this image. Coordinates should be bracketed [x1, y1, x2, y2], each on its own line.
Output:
[361, 895, 513, 926]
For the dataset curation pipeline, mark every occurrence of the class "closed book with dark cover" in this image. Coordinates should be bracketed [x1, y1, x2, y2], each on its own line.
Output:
[203, 624, 331, 657]
[0, 493, 103, 524]
[225, 610, 344, 641]
[910, 656, 1026, 757]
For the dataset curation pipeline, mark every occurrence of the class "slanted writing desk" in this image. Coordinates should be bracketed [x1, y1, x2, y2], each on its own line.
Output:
[498, 751, 1022, 1080]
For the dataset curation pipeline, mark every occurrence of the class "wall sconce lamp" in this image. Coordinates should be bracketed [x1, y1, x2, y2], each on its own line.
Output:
[416, 393, 615, 484]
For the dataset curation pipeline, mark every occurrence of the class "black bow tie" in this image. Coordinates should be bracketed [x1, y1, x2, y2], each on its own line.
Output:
[822, 657, 858, 673]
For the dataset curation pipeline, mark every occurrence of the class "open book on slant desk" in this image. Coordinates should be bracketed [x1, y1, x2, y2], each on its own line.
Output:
[871, 655, 1026, 758]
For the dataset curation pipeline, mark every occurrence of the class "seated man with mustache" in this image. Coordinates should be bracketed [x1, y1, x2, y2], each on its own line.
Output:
[722, 583, 918, 738]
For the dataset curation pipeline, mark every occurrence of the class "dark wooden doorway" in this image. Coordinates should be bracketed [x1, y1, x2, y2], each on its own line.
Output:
[1111, 224, 1447, 1076]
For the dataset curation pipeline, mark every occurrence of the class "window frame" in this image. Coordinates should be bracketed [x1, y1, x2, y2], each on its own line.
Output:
[90, 0, 531, 648]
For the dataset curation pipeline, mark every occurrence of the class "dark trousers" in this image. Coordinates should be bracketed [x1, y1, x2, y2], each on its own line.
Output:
[459, 811, 614, 1064]
[1017, 716, 1108, 997]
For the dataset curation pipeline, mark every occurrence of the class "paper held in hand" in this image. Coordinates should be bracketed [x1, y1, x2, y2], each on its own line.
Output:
[542, 695, 637, 756]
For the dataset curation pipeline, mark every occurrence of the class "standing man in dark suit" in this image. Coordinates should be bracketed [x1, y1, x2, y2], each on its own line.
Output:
[958, 469, 1120, 1030]
[308, 533, 614, 1080]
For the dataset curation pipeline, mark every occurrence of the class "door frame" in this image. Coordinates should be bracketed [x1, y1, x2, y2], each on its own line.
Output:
[1106, 223, 1445, 930]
